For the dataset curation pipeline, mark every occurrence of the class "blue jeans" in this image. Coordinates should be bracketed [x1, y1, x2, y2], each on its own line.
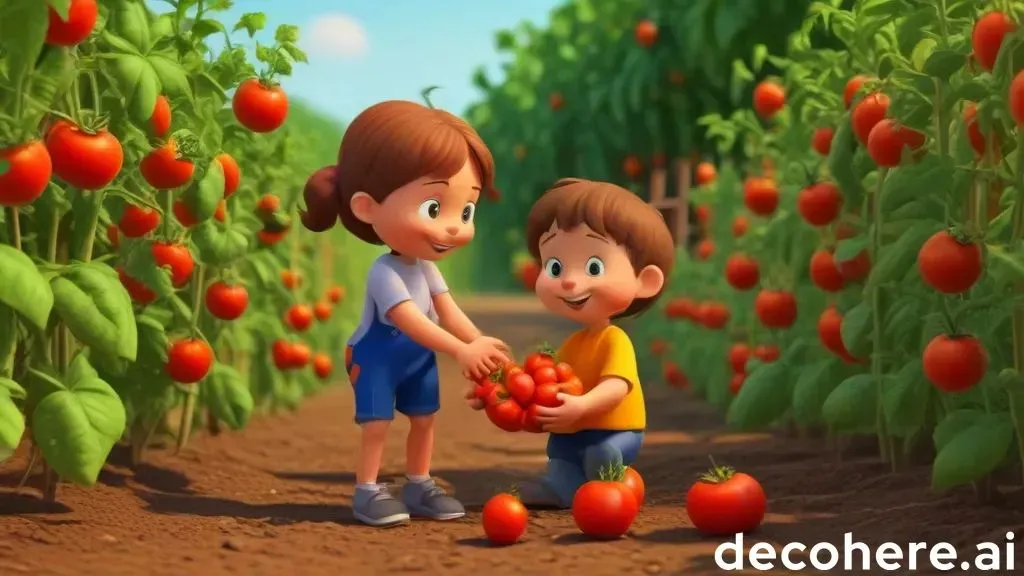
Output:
[544, 429, 644, 506]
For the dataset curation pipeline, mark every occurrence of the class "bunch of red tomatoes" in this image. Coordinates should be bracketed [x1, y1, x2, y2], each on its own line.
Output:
[474, 347, 584, 433]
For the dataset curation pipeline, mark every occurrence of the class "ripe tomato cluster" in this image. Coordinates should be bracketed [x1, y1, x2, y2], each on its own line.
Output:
[475, 347, 583, 432]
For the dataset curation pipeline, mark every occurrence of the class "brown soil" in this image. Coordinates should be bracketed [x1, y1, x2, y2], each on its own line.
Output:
[1, 297, 1021, 575]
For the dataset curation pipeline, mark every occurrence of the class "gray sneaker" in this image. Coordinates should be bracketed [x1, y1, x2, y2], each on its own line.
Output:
[400, 479, 465, 520]
[516, 480, 566, 509]
[352, 485, 411, 527]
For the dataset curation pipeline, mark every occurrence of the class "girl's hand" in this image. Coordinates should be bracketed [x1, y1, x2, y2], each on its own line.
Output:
[535, 394, 589, 431]
[456, 336, 511, 380]
[464, 385, 485, 411]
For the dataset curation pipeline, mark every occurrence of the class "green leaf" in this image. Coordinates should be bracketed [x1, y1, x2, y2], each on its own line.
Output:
[821, 374, 877, 431]
[47, 0, 71, 20]
[867, 222, 933, 288]
[122, 239, 175, 298]
[109, 54, 161, 124]
[932, 408, 985, 451]
[726, 362, 790, 430]
[192, 221, 249, 266]
[834, 235, 869, 262]
[148, 53, 192, 100]
[882, 360, 931, 437]
[274, 24, 299, 43]
[921, 49, 966, 81]
[791, 359, 839, 426]
[0, 245, 54, 330]
[0, 305, 16, 375]
[50, 263, 138, 361]
[931, 412, 1013, 492]
[202, 364, 254, 430]
[826, 116, 864, 204]
[0, 378, 25, 463]
[31, 354, 126, 486]
[840, 301, 872, 356]
[180, 159, 225, 222]
[107, 0, 152, 51]
[25, 47, 77, 128]
[881, 155, 955, 212]
[234, 12, 266, 37]
[0, 1, 48, 81]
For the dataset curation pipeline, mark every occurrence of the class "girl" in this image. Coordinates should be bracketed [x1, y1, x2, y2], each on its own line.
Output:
[302, 100, 511, 527]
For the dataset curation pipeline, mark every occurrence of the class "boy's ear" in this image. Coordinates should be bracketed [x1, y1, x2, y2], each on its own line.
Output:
[636, 265, 665, 298]
[350, 191, 376, 224]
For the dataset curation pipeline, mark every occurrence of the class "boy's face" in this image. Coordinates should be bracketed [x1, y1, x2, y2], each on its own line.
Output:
[535, 223, 649, 324]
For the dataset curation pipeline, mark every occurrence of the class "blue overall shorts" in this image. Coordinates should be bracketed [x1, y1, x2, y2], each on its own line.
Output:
[345, 301, 440, 423]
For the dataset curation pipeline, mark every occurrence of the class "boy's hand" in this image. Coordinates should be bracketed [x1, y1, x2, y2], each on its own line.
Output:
[456, 336, 511, 380]
[464, 385, 485, 411]
[535, 394, 589, 430]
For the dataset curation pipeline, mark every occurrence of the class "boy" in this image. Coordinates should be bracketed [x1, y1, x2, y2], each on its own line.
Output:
[470, 178, 675, 508]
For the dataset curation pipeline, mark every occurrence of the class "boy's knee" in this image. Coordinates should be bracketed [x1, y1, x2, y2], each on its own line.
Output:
[583, 442, 624, 479]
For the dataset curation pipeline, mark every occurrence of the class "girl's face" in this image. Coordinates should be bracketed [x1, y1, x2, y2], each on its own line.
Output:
[352, 158, 480, 260]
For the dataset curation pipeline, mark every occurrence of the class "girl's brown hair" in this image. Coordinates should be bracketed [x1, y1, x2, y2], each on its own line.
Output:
[301, 100, 497, 243]
[525, 178, 676, 319]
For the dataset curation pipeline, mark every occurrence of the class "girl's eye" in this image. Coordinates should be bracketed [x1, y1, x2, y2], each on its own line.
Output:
[418, 199, 441, 220]
[461, 202, 476, 223]
[585, 256, 605, 277]
[544, 258, 563, 278]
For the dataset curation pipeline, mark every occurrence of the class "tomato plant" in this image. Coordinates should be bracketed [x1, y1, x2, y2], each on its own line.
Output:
[0, 1, 368, 502]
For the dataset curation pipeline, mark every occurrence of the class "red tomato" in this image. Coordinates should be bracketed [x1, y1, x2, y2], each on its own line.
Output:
[649, 338, 669, 356]
[664, 361, 687, 388]
[753, 345, 780, 363]
[291, 342, 311, 368]
[255, 193, 281, 214]
[811, 127, 833, 156]
[743, 177, 779, 216]
[728, 343, 750, 373]
[518, 259, 540, 291]
[695, 162, 717, 186]
[280, 269, 301, 289]
[695, 239, 715, 260]
[752, 81, 786, 119]
[572, 477, 639, 539]
[106, 225, 119, 249]
[797, 182, 842, 227]
[533, 383, 561, 407]
[917, 230, 983, 294]
[523, 352, 555, 375]
[521, 404, 544, 433]
[326, 285, 345, 302]
[141, 140, 195, 189]
[622, 155, 643, 180]
[272, 340, 294, 370]
[45, 0, 97, 46]
[634, 20, 658, 47]
[286, 304, 314, 332]
[118, 268, 156, 305]
[166, 338, 214, 384]
[923, 334, 988, 392]
[850, 93, 890, 145]
[867, 118, 926, 167]
[843, 75, 871, 109]
[46, 122, 123, 190]
[118, 205, 160, 238]
[506, 372, 536, 406]
[204, 281, 249, 321]
[972, 12, 1015, 72]
[725, 254, 760, 291]
[699, 302, 731, 329]
[809, 249, 845, 292]
[0, 141, 52, 207]
[150, 95, 171, 138]
[559, 376, 584, 396]
[838, 250, 871, 282]
[686, 465, 766, 536]
[172, 200, 221, 228]
[664, 297, 694, 320]
[623, 467, 645, 507]
[729, 373, 746, 395]
[754, 290, 797, 329]
[963, 103, 998, 158]
[818, 307, 860, 363]
[233, 78, 289, 133]
[553, 363, 573, 383]
[695, 204, 711, 225]
[730, 216, 748, 238]
[216, 153, 241, 197]
[485, 388, 524, 432]
[549, 92, 564, 110]
[482, 493, 528, 545]
[313, 300, 333, 322]
[313, 353, 333, 379]
[1010, 71, 1024, 126]
[152, 242, 194, 287]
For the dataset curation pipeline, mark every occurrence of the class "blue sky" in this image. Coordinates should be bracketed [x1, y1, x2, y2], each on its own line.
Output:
[158, 0, 561, 122]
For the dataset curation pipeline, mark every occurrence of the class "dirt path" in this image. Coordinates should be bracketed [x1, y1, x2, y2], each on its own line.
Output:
[1, 296, 1021, 575]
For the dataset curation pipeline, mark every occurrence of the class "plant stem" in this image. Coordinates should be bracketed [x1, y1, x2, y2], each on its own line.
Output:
[1007, 129, 1024, 484]
[6, 207, 21, 250]
[871, 168, 893, 469]
[80, 190, 106, 262]
[191, 265, 206, 329]
[175, 387, 198, 454]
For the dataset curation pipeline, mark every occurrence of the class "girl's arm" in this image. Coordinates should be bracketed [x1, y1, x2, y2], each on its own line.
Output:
[433, 292, 481, 343]
[387, 302, 467, 358]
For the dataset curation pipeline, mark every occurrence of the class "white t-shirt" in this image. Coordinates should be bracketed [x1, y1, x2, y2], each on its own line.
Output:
[348, 253, 449, 345]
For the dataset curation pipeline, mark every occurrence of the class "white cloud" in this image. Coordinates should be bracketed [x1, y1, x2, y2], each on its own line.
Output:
[304, 14, 368, 59]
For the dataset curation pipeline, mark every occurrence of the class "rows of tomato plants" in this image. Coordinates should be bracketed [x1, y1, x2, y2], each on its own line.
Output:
[0, 0, 348, 502]
[641, 0, 1024, 498]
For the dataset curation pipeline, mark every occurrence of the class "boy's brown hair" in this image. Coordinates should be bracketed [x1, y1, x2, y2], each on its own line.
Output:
[525, 178, 676, 318]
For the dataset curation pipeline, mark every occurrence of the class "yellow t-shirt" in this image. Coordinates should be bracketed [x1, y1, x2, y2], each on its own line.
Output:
[555, 325, 645, 432]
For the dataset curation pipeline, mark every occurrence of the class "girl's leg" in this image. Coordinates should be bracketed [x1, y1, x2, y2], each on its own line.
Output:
[352, 421, 410, 527]
[400, 415, 465, 520]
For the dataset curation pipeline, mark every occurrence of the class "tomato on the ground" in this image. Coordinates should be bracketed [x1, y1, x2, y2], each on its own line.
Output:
[623, 467, 645, 507]
[482, 493, 528, 545]
[572, 471, 639, 539]
[686, 462, 766, 536]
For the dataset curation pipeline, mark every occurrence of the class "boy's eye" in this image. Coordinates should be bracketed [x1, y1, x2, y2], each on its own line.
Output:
[585, 256, 605, 277]
[418, 199, 441, 220]
[461, 202, 476, 223]
[544, 258, 563, 278]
